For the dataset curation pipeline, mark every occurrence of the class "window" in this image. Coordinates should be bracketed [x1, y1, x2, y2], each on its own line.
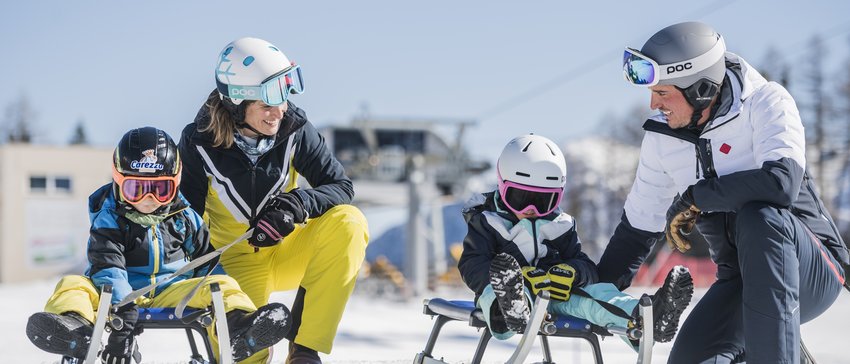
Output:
[29, 175, 74, 195]
[54, 177, 72, 193]
[30, 176, 47, 193]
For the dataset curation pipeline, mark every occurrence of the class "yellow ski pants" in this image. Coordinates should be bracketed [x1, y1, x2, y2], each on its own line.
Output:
[218, 204, 369, 354]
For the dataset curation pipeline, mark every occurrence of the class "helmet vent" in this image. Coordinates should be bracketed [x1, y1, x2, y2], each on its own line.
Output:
[515, 172, 531, 177]
[546, 176, 559, 181]
[544, 143, 557, 156]
[521, 141, 532, 152]
[243, 56, 255, 66]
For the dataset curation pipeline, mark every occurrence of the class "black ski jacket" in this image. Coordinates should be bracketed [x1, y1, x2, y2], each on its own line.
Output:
[458, 191, 598, 297]
[178, 99, 353, 252]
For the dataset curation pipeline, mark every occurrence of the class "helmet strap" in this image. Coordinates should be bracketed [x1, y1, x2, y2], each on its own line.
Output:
[678, 79, 720, 130]
[221, 97, 276, 138]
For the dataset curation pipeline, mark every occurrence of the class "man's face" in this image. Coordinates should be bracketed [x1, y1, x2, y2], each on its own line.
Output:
[649, 85, 693, 129]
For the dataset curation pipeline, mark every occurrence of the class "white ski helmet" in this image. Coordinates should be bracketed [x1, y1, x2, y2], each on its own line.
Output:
[497, 134, 567, 216]
[214, 37, 304, 106]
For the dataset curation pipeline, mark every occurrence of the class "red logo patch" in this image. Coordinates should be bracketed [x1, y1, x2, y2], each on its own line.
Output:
[720, 143, 732, 154]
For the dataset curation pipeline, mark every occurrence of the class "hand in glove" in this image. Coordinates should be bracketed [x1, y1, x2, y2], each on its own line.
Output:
[665, 187, 701, 253]
[101, 304, 140, 364]
[248, 193, 307, 248]
[521, 267, 550, 296]
[547, 264, 576, 301]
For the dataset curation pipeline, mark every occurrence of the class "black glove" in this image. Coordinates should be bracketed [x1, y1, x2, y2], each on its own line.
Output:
[664, 187, 700, 253]
[102, 304, 140, 364]
[248, 193, 307, 247]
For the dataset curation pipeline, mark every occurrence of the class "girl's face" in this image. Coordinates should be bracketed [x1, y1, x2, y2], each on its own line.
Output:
[514, 210, 539, 220]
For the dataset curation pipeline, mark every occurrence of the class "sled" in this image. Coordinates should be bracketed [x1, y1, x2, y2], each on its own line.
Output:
[60, 282, 232, 364]
[413, 291, 654, 364]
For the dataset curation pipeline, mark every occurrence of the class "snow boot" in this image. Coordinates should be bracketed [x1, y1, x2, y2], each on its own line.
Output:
[648, 265, 694, 343]
[286, 341, 322, 364]
[227, 302, 291, 362]
[26, 311, 93, 359]
[489, 253, 530, 333]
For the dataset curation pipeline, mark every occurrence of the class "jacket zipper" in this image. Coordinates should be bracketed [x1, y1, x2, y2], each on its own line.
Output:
[531, 221, 539, 266]
[150, 225, 160, 297]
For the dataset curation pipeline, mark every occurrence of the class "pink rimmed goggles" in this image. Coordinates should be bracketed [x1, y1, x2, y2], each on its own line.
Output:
[499, 180, 563, 216]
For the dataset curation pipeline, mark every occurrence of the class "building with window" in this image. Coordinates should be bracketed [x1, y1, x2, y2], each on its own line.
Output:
[0, 144, 112, 283]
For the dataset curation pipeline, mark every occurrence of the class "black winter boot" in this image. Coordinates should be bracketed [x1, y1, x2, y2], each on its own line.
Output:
[26, 311, 93, 359]
[227, 303, 292, 362]
[649, 265, 694, 343]
[286, 341, 322, 364]
[488, 253, 530, 333]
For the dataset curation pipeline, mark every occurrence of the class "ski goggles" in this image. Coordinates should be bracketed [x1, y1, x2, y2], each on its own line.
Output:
[499, 180, 563, 216]
[216, 64, 305, 106]
[622, 48, 660, 86]
[623, 35, 726, 87]
[112, 169, 180, 204]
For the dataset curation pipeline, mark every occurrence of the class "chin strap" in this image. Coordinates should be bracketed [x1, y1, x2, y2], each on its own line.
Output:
[236, 121, 270, 138]
[679, 79, 721, 130]
[221, 96, 277, 137]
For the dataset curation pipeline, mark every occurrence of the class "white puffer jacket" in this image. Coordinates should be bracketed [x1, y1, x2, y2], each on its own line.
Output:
[600, 53, 847, 287]
[625, 52, 805, 232]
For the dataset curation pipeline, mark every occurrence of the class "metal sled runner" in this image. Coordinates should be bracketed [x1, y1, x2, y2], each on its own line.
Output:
[414, 292, 654, 364]
[61, 283, 233, 364]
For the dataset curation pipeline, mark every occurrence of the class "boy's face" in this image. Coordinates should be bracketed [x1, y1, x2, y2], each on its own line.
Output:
[131, 196, 164, 214]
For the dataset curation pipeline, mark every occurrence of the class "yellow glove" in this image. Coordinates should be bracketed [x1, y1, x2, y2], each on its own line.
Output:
[547, 264, 576, 301]
[521, 266, 549, 296]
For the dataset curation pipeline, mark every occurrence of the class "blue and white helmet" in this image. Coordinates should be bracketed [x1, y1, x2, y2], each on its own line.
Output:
[215, 37, 303, 106]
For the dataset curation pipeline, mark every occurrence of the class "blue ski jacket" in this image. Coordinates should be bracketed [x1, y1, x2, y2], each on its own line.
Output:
[85, 184, 221, 304]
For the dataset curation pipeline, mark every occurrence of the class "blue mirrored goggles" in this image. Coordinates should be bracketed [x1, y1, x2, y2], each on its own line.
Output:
[216, 64, 305, 106]
[623, 48, 660, 87]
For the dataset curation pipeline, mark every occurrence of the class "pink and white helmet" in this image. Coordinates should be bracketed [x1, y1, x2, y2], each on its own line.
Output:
[497, 134, 567, 216]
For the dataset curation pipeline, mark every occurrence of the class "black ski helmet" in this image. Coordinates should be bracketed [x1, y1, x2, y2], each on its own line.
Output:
[639, 21, 727, 128]
[112, 127, 180, 178]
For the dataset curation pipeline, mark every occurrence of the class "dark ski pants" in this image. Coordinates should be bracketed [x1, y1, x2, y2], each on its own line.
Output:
[668, 202, 844, 364]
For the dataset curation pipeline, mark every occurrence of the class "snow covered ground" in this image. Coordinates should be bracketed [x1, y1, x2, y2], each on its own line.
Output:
[4, 278, 849, 363]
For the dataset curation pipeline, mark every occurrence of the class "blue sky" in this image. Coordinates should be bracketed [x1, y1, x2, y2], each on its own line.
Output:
[3, 1, 850, 160]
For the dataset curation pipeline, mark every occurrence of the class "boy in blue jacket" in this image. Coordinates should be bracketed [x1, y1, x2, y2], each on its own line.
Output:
[26, 127, 290, 363]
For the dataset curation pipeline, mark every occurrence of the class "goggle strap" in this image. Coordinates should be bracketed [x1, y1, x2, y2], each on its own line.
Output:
[261, 64, 298, 84]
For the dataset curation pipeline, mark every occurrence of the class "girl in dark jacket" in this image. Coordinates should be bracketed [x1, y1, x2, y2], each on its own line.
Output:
[458, 134, 693, 346]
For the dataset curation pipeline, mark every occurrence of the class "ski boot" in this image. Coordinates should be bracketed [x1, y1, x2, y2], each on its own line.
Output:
[489, 253, 530, 332]
[26, 311, 93, 359]
[286, 341, 322, 364]
[647, 265, 694, 343]
[228, 302, 292, 361]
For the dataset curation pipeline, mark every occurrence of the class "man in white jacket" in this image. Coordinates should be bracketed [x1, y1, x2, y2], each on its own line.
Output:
[603, 21, 849, 363]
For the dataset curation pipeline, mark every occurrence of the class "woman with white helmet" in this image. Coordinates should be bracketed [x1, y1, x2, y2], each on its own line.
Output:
[457, 134, 694, 348]
[604, 21, 849, 362]
[178, 37, 368, 364]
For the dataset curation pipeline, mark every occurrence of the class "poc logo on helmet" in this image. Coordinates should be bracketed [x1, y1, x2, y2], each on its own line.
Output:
[666, 62, 693, 74]
[230, 88, 256, 97]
